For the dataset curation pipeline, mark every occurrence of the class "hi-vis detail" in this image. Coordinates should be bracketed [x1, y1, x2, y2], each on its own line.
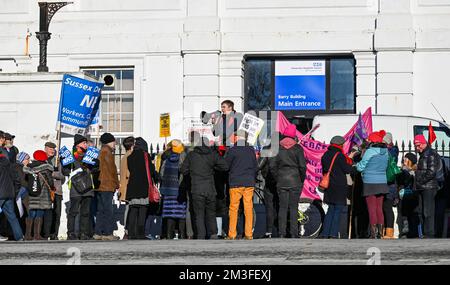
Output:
[57, 74, 104, 135]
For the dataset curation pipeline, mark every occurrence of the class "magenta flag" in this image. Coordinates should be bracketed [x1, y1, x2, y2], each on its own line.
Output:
[343, 107, 373, 154]
[275, 108, 372, 201]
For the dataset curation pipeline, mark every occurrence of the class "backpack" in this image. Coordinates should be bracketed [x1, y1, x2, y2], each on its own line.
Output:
[27, 173, 42, 197]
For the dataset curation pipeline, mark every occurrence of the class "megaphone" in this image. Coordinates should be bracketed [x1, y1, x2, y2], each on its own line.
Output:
[200, 110, 221, 124]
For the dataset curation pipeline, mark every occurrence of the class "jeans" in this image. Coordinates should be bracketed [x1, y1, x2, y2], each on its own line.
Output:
[95, 192, 115, 236]
[67, 196, 92, 237]
[320, 204, 345, 238]
[277, 187, 301, 238]
[418, 189, 437, 237]
[0, 199, 23, 240]
[29, 210, 45, 219]
[192, 192, 217, 239]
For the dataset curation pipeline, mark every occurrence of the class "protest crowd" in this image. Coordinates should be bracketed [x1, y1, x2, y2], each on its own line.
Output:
[0, 99, 448, 241]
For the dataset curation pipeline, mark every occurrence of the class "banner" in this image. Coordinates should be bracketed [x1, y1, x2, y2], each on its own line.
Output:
[59, 146, 75, 166]
[238, 113, 265, 145]
[88, 109, 101, 135]
[160, 113, 171, 138]
[57, 74, 104, 135]
[276, 109, 372, 201]
[82, 147, 100, 165]
[275, 60, 326, 110]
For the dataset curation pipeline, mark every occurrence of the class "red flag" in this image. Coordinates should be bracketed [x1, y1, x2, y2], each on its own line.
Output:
[428, 121, 437, 145]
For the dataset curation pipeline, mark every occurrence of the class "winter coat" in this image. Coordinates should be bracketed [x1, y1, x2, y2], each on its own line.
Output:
[119, 150, 132, 202]
[47, 157, 65, 196]
[23, 161, 54, 210]
[159, 150, 186, 196]
[126, 149, 158, 201]
[356, 145, 389, 184]
[0, 155, 20, 200]
[321, 145, 354, 205]
[180, 146, 229, 195]
[416, 146, 440, 191]
[62, 149, 98, 198]
[259, 156, 277, 190]
[98, 144, 119, 192]
[212, 111, 243, 145]
[12, 162, 28, 190]
[270, 137, 307, 190]
[225, 141, 258, 188]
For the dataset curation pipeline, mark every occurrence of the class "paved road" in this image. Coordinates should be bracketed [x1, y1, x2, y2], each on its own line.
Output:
[1, 239, 450, 265]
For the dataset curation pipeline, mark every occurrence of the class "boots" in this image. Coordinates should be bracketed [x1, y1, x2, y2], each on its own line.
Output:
[33, 218, 44, 240]
[370, 224, 378, 239]
[25, 218, 33, 241]
[377, 224, 384, 239]
[383, 228, 395, 239]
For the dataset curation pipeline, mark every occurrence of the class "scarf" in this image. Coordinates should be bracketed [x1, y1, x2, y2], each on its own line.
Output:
[330, 144, 353, 165]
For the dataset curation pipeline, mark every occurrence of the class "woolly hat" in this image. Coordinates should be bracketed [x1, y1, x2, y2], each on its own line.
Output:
[368, 130, 386, 144]
[100, 132, 115, 144]
[414, 134, 427, 145]
[16, 152, 30, 164]
[74, 134, 87, 146]
[33, 150, 48, 162]
[383, 132, 393, 145]
[170, 139, 184, 154]
[283, 124, 297, 139]
[330, 135, 346, 146]
[404, 152, 418, 165]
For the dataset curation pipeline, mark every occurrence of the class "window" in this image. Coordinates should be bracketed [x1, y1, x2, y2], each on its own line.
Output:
[83, 68, 134, 134]
[244, 56, 355, 116]
[82, 67, 135, 172]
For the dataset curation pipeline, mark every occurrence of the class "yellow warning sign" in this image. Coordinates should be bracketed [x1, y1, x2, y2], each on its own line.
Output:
[159, 113, 171, 138]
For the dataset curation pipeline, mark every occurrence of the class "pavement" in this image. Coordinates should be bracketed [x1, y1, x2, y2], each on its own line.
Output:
[1, 238, 450, 265]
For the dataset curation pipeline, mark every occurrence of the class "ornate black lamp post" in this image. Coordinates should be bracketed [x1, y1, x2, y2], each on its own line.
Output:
[36, 2, 73, 72]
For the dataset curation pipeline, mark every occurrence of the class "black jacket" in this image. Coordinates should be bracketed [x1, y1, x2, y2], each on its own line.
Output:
[0, 155, 19, 200]
[126, 149, 158, 201]
[225, 142, 258, 188]
[180, 146, 229, 194]
[270, 137, 307, 189]
[416, 146, 440, 191]
[321, 146, 354, 205]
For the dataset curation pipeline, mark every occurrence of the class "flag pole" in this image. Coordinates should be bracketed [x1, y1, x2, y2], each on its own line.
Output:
[55, 120, 62, 166]
[348, 180, 356, 239]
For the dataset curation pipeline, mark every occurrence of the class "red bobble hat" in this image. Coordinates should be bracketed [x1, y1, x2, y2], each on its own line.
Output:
[368, 130, 386, 144]
[33, 150, 48, 162]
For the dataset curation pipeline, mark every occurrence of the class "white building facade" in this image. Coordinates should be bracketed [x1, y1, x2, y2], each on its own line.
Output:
[1, 0, 450, 149]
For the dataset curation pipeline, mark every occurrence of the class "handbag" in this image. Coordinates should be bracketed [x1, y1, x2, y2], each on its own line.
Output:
[386, 155, 401, 183]
[318, 152, 339, 192]
[70, 168, 94, 195]
[144, 152, 160, 203]
[38, 172, 55, 202]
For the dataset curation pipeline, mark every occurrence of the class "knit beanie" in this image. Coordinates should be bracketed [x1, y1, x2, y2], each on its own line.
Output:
[16, 152, 30, 164]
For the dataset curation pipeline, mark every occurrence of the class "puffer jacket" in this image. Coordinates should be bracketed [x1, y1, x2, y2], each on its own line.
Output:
[23, 161, 54, 210]
[416, 146, 440, 191]
[270, 137, 307, 189]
